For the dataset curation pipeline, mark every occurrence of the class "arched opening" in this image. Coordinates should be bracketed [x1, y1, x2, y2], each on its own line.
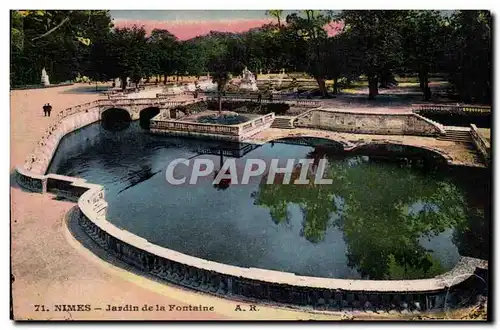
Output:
[169, 108, 177, 119]
[270, 136, 345, 151]
[139, 107, 160, 129]
[349, 143, 449, 170]
[101, 108, 132, 131]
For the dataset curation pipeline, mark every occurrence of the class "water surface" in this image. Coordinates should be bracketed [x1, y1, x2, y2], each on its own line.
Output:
[48, 121, 490, 280]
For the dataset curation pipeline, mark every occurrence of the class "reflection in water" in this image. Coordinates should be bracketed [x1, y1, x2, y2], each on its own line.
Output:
[252, 144, 486, 280]
[48, 122, 490, 280]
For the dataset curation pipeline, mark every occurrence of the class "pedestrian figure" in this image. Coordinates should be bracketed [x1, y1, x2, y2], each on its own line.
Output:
[155, 77, 159, 85]
[47, 103, 52, 117]
[42, 104, 48, 117]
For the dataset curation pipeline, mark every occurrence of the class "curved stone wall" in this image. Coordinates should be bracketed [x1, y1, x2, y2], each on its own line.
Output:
[15, 99, 488, 313]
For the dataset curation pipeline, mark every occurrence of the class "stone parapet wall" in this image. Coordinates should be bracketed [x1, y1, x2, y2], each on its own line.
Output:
[24, 108, 100, 175]
[470, 124, 491, 163]
[74, 184, 486, 312]
[14, 97, 487, 313]
[294, 109, 445, 136]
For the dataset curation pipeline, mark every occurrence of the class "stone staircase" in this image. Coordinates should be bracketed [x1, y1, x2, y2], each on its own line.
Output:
[438, 126, 472, 143]
[271, 116, 295, 129]
[439, 126, 484, 165]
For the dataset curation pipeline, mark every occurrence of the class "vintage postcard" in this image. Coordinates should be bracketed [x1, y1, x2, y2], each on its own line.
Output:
[10, 9, 491, 321]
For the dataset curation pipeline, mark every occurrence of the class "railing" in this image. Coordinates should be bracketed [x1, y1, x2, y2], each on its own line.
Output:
[99, 98, 187, 107]
[237, 113, 275, 135]
[413, 103, 491, 113]
[470, 124, 490, 163]
[205, 96, 321, 108]
[150, 120, 240, 136]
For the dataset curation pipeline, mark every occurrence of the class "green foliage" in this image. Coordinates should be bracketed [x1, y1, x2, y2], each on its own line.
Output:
[10, 10, 113, 86]
[10, 10, 491, 103]
[253, 152, 470, 279]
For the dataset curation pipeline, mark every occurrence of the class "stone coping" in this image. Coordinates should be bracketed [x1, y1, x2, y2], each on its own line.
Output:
[15, 98, 488, 297]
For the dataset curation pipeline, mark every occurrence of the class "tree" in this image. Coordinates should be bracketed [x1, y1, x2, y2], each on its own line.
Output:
[400, 11, 448, 100]
[10, 10, 113, 86]
[285, 11, 335, 97]
[266, 10, 283, 29]
[210, 61, 231, 115]
[105, 26, 149, 90]
[338, 10, 406, 99]
[149, 29, 179, 84]
[444, 10, 491, 103]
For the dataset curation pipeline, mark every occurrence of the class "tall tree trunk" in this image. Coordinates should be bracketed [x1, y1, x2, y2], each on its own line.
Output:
[218, 91, 222, 115]
[333, 76, 339, 95]
[418, 69, 425, 91]
[419, 64, 431, 101]
[423, 70, 430, 101]
[121, 76, 127, 90]
[315, 76, 328, 98]
[368, 74, 378, 100]
[379, 72, 388, 88]
[163, 73, 167, 85]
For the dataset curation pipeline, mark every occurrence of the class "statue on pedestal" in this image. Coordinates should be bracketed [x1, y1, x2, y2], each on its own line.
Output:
[41, 68, 50, 86]
[239, 66, 258, 92]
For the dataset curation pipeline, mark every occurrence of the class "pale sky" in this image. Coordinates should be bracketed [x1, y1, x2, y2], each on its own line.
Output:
[110, 10, 299, 21]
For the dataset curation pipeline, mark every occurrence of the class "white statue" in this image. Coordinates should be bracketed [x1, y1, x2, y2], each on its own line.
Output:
[242, 67, 255, 83]
[239, 66, 258, 92]
[41, 68, 50, 86]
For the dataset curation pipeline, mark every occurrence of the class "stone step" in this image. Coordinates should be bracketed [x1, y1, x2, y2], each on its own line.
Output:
[271, 117, 294, 129]
[444, 131, 471, 136]
[437, 137, 472, 142]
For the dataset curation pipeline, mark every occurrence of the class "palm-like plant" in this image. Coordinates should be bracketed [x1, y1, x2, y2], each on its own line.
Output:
[266, 10, 283, 29]
[211, 66, 230, 115]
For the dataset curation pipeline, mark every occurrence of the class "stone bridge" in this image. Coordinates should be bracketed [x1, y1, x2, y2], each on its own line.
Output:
[247, 128, 484, 167]
[97, 98, 191, 120]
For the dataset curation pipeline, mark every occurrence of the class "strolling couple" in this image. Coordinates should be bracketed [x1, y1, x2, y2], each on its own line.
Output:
[43, 103, 52, 117]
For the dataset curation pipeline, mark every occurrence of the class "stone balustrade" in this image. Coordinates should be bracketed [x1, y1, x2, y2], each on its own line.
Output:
[205, 96, 321, 108]
[413, 103, 491, 114]
[470, 124, 491, 163]
[150, 120, 240, 136]
[238, 113, 275, 137]
[150, 112, 274, 141]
